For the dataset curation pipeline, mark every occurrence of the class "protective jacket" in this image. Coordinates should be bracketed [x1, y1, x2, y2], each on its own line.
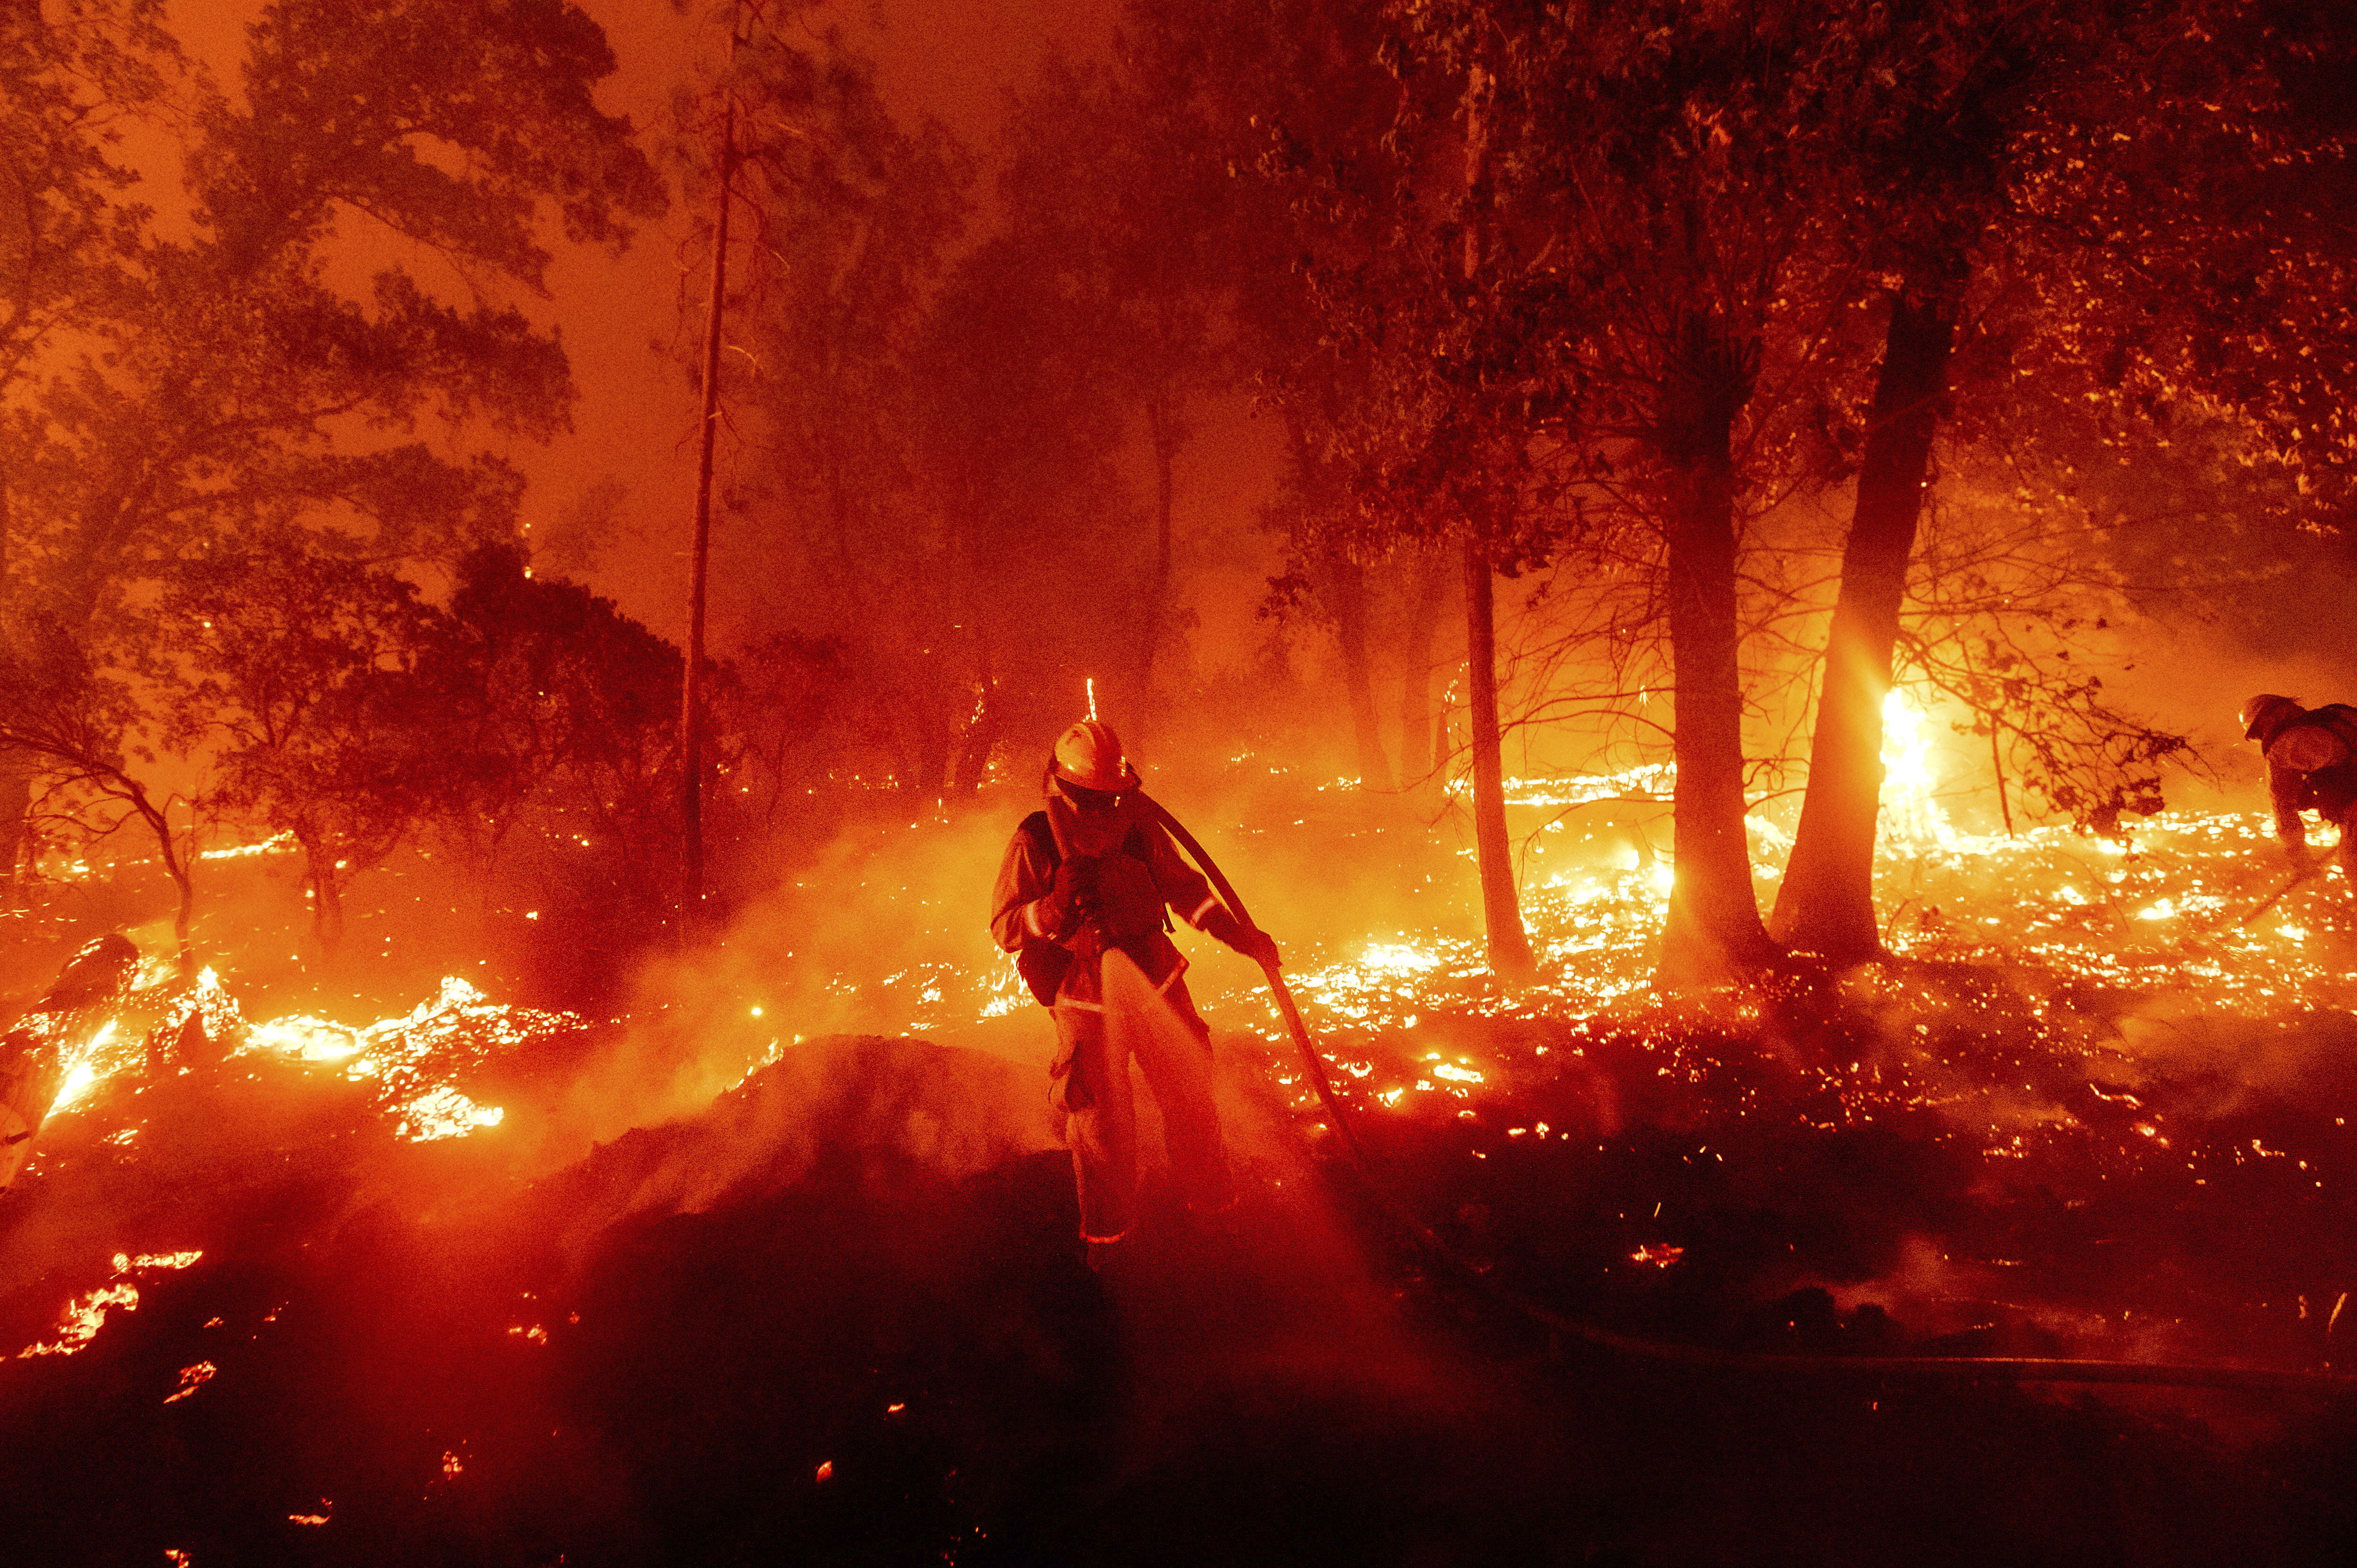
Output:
[2262, 702, 2357, 847]
[990, 782, 1253, 1243]
[989, 792, 1228, 1010]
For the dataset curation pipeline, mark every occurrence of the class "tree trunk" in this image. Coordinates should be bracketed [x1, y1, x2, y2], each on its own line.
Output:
[950, 633, 1003, 797]
[680, 78, 737, 939]
[1137, 387, 1179, 725]
[298, 831, 343, 954]
[1463, 532, 1536, 984]
[0, 753, 30, 910]
[1770, 277, 1958, 962]
[1328, 557, 1393, 791]
[913, 679, 951, 795]
[1656, 317, 1774, 985]
[1397, 546, 1448, 789]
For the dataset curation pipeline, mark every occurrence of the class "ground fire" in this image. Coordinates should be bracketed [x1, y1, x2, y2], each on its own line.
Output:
[6, 0, 2357, 1562]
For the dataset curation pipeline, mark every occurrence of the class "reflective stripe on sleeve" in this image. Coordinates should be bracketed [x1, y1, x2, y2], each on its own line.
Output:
[1187, 893, 1220, 926]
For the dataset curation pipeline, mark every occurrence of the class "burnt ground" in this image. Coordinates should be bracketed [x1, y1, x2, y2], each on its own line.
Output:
[2, 1019, 2353, 1567]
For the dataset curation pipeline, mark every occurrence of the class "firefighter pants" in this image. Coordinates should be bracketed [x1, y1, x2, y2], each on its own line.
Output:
[1049, 973, 1233, 1243]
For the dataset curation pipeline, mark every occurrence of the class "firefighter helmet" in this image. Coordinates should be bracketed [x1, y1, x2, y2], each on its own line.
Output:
[1051, 719, 1137, 793]
[2242, 693, 2303, 743]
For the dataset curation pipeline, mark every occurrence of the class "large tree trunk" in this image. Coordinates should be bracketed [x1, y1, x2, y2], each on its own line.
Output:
[1397, 547, 1448, 788]
[1656, 316, 1774, 985]
[1328, 557, 1393, 791]
[1770, 277, 1958, 962]
[1464, 532, 1536, 984]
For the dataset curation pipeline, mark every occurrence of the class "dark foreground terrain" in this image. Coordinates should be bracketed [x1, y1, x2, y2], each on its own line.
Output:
[2, 1018, 2352, 1567]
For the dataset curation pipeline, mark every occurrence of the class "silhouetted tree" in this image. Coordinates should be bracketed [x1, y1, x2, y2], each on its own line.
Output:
[163, 540, 442, 950]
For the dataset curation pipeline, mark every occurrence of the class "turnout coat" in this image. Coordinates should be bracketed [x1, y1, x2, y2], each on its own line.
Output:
[988, 793, 1227, 1013]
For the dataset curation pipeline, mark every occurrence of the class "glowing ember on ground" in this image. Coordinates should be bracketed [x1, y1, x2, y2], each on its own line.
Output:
[19, 1283, 140, 1358]
[1631, 1245, 1685, 1268]
[17, 1250, 205, 1359]
[165, 1362, 217, 1403]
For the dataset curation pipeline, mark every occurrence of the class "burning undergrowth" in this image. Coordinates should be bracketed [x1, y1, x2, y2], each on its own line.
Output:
[2, 771, 2356, 1560]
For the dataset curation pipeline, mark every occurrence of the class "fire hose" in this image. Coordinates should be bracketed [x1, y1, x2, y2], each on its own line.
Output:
[1142, 794, 2353, 1396]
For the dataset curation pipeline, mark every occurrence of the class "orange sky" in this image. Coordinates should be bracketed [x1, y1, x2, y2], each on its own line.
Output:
[160, 0, 1117, 640]
[511, 0, 1122, 640]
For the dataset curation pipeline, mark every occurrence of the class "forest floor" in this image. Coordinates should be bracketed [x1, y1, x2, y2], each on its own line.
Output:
[1, 777, 2354, 1564]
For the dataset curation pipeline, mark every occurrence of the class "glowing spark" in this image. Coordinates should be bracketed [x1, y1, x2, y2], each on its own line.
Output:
[1086, 677, 1097, 721]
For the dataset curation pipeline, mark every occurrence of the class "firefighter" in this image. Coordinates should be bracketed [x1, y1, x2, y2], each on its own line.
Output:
[990, 718, 1280, 1266]
[2243, 693, 2357, 885]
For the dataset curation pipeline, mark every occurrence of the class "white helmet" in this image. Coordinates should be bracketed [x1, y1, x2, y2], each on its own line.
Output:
[1050, 719, 1137, 793]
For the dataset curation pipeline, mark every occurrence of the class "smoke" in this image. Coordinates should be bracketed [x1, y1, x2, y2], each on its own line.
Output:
[510, 789, 1348, 1242]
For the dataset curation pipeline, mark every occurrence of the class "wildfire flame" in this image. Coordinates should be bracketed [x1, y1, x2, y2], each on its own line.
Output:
[18, 1251, 202, 1359]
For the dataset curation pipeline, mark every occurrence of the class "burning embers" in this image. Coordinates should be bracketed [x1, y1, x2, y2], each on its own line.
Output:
[12, 958, 566, 1183]
[17, 1250, 203, 1359]
[239, 976, 540, 1141]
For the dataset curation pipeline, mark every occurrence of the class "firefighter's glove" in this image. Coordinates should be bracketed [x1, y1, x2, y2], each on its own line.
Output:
[1038, 857, 1090, 936]
[1204, 904, 1281, 969]
[1068, 855, 1103, 914]
[1237, 927, 1283, 970]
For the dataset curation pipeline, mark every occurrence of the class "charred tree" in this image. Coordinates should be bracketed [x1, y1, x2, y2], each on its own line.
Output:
[1137, 387, 1181, 725]
[1456, 60, 1534, 984]
[1656, 310, 1775, 984]
[1771, 275, 1957, 962]
[681, 21, 740, 937]
[1328, 557, 1393, 791]
[1464, 531, 1536, 984]
[1397, 547, 1450, 789]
